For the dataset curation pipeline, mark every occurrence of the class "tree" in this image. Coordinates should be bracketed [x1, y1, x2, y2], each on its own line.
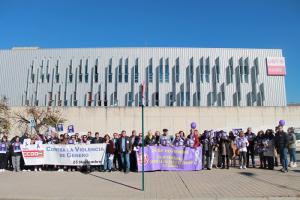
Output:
[0, 97, 11, 132]
[14, 106, 66, 135]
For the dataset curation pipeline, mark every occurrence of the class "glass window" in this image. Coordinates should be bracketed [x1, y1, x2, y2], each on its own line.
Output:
[85, 59, 88, 83]
[95, 59, 98, 83]
[159, 58, 163, 83]
[46, 62, 50, 83]
[79, 59, 83, 83]
[148, 58, 153, 83]
[216, 58, 220, 83]
[134, 58, 139, 83]
[205, 58, 210, 83]
[165, 58, 169, 83]
[190, 58, 194, 83]
[175, 58, 180, 83]
[125, 58, 129, 83]
[118, 59, 122, 83]
[69, 60, 73, 83]
[55, 61, 59, 83]
[108, 59, 112, 83]
[200, 58, 204, 83]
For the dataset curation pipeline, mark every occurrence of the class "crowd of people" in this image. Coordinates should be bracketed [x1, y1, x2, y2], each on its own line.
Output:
[0, 124, 298, 173]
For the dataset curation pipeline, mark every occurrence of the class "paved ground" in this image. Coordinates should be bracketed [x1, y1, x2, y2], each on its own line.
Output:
[0, 166, 300, 200]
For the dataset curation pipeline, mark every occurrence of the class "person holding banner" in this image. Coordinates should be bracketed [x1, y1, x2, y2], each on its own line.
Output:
[11, 136, 22, 172]
[154, 131, 161, 145]
[160, 129, 172, 146]
[117, 130, 132, 173]
[0, 136, 9, 172]
[173, 133, 184, 147]
[236, 131, 249, 169]
[145, 130, 156, 146]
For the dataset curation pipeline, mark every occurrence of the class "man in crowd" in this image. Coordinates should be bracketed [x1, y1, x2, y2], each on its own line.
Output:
[274, 125, 289, 173]
[160, 129, 173, 146]
[129, 130, 139, 172]
[117, 130, 132, 173]
[245, 127, 256, 168]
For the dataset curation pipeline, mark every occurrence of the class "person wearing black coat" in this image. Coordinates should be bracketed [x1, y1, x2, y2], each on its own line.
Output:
[274, 125, 289, 172]
[129, 130, 139, 172]
[220, 131, 230, 169]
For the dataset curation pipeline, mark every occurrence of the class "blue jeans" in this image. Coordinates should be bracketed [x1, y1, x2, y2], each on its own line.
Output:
[289, 148, 296, 163]
[280, 147, 288, 170]
[103, 153, 112, 171]
[120, 152, 130, 172]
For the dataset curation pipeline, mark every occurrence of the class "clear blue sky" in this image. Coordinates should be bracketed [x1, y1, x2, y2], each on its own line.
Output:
[0, 0, 299, 103]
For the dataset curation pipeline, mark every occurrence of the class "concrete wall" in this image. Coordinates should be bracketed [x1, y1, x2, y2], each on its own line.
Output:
[8, 106, 300, 136]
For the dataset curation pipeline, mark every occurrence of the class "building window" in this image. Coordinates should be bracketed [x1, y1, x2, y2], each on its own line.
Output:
[69, 60, 73, 83]
[175, 58, 180, 83]
[134, 58, 139, 83]
[46, 60, 50, 83]
[148, 58, 153, 83]
[205, 58, 210, 83]
[118, 58, 122, 83]
[227, 58, 234, 84]
[40, 61, 44, 83]
[215, 58, 220, 83]
[108, 59, 112, 83]
[30, 63, 35, 83]
[190, 58, 194, 83]
[125, 58, 129, 83]
[55, 60, 59, 83]
[159, 58, 163, 83]
[165, 58, 169, 83]
[85, 59, 88, 83]
[79, 59, 83, 83]
[95, 58, 99, 83]
[124, 58, 129, 83]
[244, 58, 249, 83]
[239, 58, 244, 83]
[200, 58, 204, 83]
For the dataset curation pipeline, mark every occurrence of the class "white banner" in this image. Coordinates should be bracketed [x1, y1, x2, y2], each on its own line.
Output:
[21, 144, 106, 166]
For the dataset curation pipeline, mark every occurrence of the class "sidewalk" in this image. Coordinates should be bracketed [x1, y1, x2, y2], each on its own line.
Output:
[0, 167, 299, 200]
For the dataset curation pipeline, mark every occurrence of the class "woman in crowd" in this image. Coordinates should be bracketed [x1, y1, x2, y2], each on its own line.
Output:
[228, 131, 237, 168]
[220, 131, 230, 169]
[173, 133, 184, 147]
[145, 130, 156, 146]
[236, 131, 249, 169]
[11, 136, 22, 172]
[0, 136, 9, 172]
[287, 127, 297, 168]
[103, 134, 114, 172]
[179, 131, 185, 140]
[263, 129, 275, 170]
[154, 131, 161, 145]
[256, 130, 265, 169]
[29, 136, 42, 172]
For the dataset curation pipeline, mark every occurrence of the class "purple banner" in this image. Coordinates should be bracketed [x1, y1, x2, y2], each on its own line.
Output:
[136, 146, 202, 171]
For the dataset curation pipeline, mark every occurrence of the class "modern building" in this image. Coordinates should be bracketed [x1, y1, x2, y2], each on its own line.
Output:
[0, 47, 287, 107]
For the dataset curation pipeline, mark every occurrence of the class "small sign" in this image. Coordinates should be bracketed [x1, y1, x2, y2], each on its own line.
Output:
[67, 125, 75, 136]
[56, 123, 64, 132]
[29, 118, 36, 128]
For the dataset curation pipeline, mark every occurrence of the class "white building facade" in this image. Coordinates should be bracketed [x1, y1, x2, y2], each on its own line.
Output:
[0, 47, 287, 107]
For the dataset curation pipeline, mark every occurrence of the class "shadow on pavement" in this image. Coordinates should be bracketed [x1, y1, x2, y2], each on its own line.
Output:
[239, 171, 300, 193]
[86, 173, 142, 191]
[238, 172, 255, 177]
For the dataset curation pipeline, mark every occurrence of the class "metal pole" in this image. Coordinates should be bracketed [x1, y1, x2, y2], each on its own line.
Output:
[141, 104, 145, 191]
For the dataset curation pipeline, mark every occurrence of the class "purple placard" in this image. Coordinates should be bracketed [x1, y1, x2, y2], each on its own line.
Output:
[136, 146, 202, 171]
